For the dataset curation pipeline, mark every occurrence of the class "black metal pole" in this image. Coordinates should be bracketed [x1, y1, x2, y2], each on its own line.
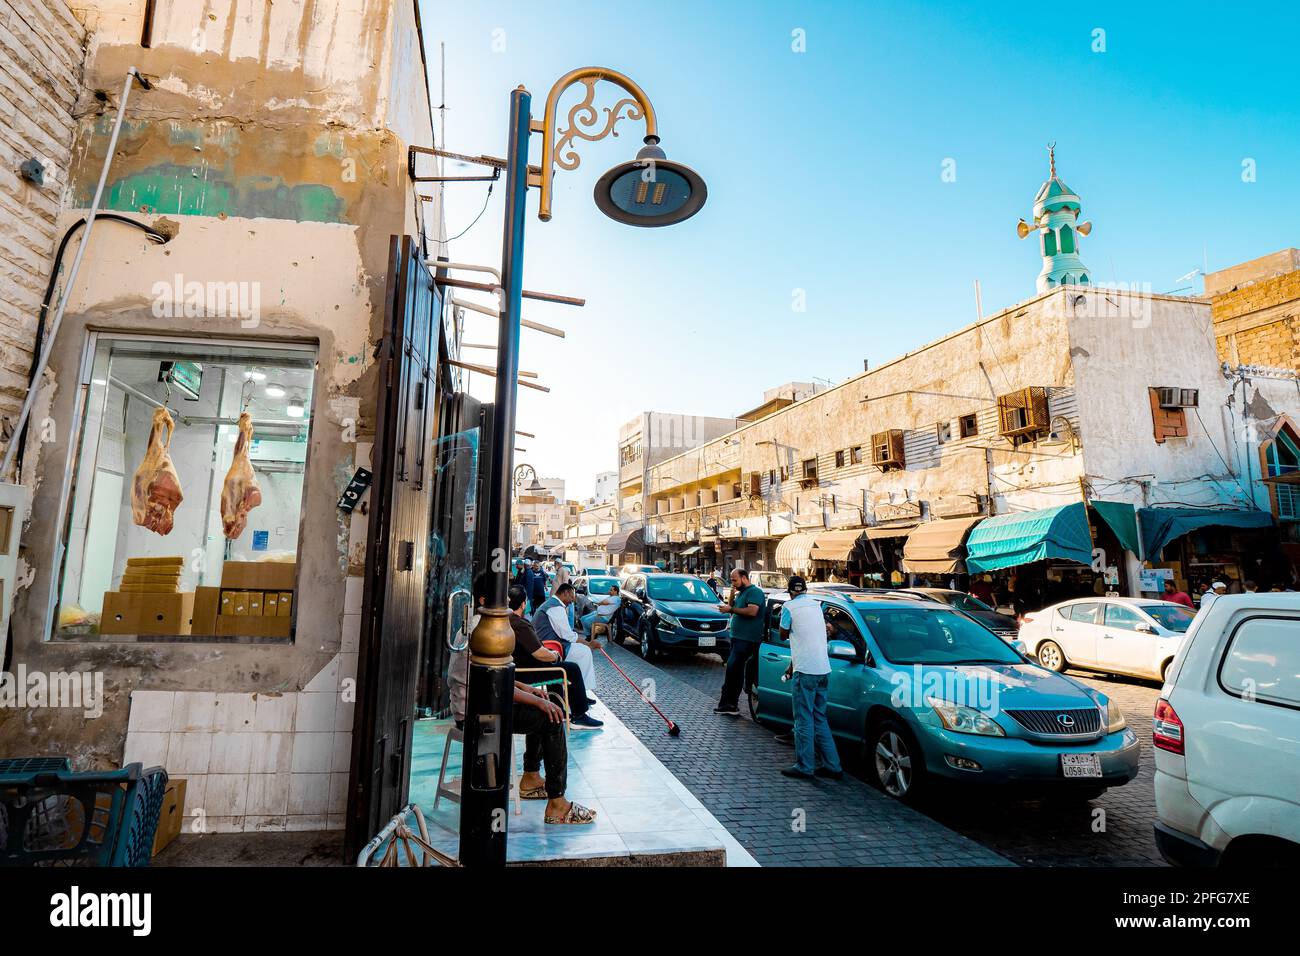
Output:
[459, 85, 531, 867]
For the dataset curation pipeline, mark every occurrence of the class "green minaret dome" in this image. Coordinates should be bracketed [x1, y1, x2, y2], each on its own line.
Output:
[1018, 144, 1093, 293]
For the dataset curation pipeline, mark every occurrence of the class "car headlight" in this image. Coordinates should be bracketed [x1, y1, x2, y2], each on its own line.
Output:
[1087, 690, 1127, 733]
[657, 611, 679, 630]
[930, 700, 1005, 737]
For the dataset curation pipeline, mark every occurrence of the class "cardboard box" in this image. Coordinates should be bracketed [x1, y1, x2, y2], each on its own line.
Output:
[229, 591, 249, 616]
[214, 614, 292, 638]
[100, 591, 195, 635]
[247, 591, 263, 616]
[151, 778, 187, 857]
[278, 592, 293, 617]
[191, 586, 222, 636]
[220, 560, 297, 592]
[263, 591, 280, 616]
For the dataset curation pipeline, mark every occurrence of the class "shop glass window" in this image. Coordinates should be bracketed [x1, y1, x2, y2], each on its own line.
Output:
[55, 334, 316, 640]
[1219, 618, 1300, 707]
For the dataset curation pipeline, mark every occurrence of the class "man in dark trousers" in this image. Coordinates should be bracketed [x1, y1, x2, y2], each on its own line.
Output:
[528, 559, 548, 612]
[714, 567, 766, 717]
[507, 585, 603, 729]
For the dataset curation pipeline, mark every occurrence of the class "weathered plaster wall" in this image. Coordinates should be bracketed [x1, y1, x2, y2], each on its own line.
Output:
[0, 0, 87, 446]
[1, 0, 438, 835]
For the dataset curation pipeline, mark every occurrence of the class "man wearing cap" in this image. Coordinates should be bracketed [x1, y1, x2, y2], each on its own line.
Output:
[777, 576, 843, 780]
[1199, 581, 1228, 614]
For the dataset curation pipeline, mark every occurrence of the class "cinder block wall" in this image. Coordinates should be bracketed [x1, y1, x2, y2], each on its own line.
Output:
[1211, 269, 1300, 368]
[0, 0, 87, 439]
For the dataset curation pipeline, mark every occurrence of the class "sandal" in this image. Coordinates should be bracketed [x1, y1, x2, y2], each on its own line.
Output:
[519, 783, 548, 800]
[544, 801, 597, 825]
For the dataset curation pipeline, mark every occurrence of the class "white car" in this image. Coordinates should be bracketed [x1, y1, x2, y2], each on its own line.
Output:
[1018, 596, 1195, 682]
[1153, 593, 1300, 866]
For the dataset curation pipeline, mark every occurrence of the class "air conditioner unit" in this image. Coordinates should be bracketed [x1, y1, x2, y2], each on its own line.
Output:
[1156, 387, 1199, 409]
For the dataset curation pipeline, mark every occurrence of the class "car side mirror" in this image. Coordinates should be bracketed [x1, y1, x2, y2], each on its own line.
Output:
[827, 639, 860, 663]
[1136, 623, 1155, 635]
[635, 588, 646, 600]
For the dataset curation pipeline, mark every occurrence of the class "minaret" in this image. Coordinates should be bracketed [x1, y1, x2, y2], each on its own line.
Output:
[1016, 143, 1093, 293]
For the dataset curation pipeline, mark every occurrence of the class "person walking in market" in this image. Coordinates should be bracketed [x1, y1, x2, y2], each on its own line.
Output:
[714, 566, 766, 717]
[776, 575, 843, 780]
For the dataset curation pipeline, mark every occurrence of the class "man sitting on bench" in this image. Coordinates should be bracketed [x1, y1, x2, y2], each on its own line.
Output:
[508, 585, 603, 730]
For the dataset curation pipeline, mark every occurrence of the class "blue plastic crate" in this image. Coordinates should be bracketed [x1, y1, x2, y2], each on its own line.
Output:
[0, 760, 168, 867]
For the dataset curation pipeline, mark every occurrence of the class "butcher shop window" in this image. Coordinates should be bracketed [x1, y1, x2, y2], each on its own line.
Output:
[54, 334, 316, 641]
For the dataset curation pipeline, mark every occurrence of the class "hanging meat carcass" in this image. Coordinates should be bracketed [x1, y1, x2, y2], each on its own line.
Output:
[221, 411, 262, 539]
[131, 406, 184, 535]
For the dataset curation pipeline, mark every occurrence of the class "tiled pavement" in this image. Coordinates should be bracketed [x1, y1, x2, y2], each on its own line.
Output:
[592, 642, 1011, 866]
[596, 643, 1167, 866]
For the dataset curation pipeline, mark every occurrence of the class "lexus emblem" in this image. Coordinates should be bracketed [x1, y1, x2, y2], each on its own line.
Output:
[1056, 713, 1076, 728]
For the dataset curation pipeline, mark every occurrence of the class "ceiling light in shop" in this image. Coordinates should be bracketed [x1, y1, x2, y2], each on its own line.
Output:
[245, 370, 267, 382]
[286, 393, 306, 418]
[265, 383, 286, 398]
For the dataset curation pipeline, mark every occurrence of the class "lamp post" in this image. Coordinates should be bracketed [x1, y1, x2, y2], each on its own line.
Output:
[461, 69, 707, 868]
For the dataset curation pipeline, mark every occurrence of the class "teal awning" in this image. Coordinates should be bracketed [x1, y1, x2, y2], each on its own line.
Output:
[965, 502, 1093, 573]
[1138, 507, 1274, 559]
[1091, 500, 1140, 556]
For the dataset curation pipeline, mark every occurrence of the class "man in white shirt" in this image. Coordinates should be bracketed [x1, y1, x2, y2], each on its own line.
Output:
[777, 576, 842, 780]
[580, 584, 621, 635]
[1199, 581, 1227, 613]
[532, 583, 598, 695]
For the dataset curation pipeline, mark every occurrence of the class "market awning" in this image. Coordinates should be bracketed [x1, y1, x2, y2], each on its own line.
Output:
[774, 532, 818, 571]
[965, 502, 1093, 573]
[1090, 500, 1140, 556]
[809, 529, 866, 562]
[680, 545, 702, 555]
[1138, 507, 1274, 559]
[901, 515, 984, 574]
[605, 527, 644, 555]
[864, 524, 917, 540]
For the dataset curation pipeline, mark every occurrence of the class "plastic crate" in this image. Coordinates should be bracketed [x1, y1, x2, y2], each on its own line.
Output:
[0, 760, 168, 867]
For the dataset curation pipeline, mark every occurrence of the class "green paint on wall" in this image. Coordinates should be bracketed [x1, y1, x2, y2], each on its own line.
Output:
[96, 163, 347, 223]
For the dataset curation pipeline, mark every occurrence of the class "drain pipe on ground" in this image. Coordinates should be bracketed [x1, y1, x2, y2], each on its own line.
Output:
[1, 67, 153, 480]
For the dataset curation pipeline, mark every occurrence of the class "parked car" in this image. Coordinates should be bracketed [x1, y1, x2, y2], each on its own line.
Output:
[747, 591, 1140, 802]
[901, 587, 1020, 641]
[573, 573, 621, 606]
[1153, 593, 1300, 867]
[1017, 596, 1195, 682]
[618, 563, 660, 581]
[611, 572, 731, 660]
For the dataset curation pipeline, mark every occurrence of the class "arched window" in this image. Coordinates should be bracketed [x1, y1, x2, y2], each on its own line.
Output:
[1060, 224, 1075, 254]
[1060, 273, 1072, 285]
[1043, 229, 1057, 257]
[1078, 273, 1089, 285]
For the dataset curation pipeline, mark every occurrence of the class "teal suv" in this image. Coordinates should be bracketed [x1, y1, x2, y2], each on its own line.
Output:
[747, 592, 1140, 802]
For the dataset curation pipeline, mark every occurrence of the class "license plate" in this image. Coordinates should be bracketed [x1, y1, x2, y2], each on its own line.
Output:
[697, 634, 716, 647]
[1060, 753, 1102, 778]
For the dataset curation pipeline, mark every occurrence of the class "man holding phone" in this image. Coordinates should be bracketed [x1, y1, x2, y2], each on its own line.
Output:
[714, 567, 766, 717]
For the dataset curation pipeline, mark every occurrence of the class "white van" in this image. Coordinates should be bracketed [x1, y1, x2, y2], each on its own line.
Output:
[1153, 593, 1300, 866]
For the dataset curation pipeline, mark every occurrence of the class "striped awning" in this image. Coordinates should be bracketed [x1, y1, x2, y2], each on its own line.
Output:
[809, 528, 866, 562]
[774, 532, 819, 571]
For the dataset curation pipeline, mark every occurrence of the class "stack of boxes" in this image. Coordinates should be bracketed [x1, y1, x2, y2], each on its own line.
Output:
[101, 557, 194, 634]
[191, 560, 296, 638]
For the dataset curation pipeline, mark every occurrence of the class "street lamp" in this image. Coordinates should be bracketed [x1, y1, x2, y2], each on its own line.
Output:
[463, 67, 707, 868]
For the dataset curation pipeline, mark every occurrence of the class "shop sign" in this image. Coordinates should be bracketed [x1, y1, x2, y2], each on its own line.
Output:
[931, 495, 983, 519]
[874, 500, 921, 523]
[1139, 567, 1174, 591]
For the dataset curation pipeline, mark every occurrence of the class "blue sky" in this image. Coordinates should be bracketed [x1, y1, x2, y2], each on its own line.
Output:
[424, 0, 1300, 501]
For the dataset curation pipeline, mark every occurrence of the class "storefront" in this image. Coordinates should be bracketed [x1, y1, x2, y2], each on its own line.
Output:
[774, 531, 817, 575]
[861, 523, 916, 587]
[808, 528, 868, 583]
[606, 527, 646, 566]
[964, 502, 1100, 612]
[1137, 507, 1278, 595]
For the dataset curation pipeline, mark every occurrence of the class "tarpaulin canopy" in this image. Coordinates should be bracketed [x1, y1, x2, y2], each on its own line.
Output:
[964, 502, 1093, 573]
[1138, 507, 1274, 559]
[605, 527, 644, 555]
[1090, 500, 1140, 556]
[775, 531, 818, 571]
[680, 545, 702, 555]
[809, 528, 866, 562]
[864, 524, 917, 539]
[902, 515, 984, 574]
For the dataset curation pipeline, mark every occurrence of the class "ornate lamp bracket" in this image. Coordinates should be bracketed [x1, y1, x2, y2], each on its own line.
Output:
[531, 66, 660, 222]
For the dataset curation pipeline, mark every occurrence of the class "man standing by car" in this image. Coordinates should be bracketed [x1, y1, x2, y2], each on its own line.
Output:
[714, 567, 766, 717]
[777, 576, 843, 780]
[1163, 578, 1194, 609]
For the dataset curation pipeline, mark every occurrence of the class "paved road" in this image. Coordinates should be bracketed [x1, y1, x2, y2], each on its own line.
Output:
[592, 642, 1009, 866]
[594, 641, 1165, 866]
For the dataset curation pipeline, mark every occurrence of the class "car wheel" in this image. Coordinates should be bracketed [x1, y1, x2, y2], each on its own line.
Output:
[639, 623, 657, 661]
[868, 718, 925, 803]
[1037, 640, 1067, 672]
[608, 617, 621, 648]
